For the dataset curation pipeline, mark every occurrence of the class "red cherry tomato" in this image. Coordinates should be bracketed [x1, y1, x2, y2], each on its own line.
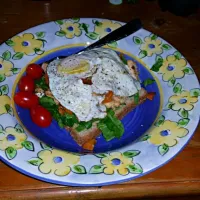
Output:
[30, 105, 52, 127]
[26, 64, 43, 79]
[14, 92, 39, 108]
[18, 76, 35, 92]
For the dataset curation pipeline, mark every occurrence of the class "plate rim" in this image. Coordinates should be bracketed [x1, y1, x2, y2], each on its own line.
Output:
[0, 17, 199, 186]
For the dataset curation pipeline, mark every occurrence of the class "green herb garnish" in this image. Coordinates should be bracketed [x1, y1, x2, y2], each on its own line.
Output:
[75, 124, 86, 132]
[39, 96, 56, 108]
[75, 121, 93, 132]
[134, 92, 139, 105]
[34, 76, 48, 90]
[62, 113, 78, 127]
[37, 77, 125, 140]
[119, 53, 127, 65]
[97, 109, 124, 141]
[142, 78, 155, 87]
[39, 96, 78, 128]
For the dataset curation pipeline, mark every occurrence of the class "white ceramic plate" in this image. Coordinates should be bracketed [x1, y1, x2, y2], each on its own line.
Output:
[0, 18, 199, 186]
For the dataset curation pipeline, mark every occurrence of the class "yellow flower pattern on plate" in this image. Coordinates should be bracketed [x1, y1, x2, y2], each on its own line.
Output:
[0, 127, 27, 150]
[0, 95, 11, 115]
[101, 152, 133, 175]
[60, 21, 82, 39]
[169, 90, 198, 111]
[0, 58, 14, 78]
[159, 55, 187, 81]
[94, 20, 121, 39]
[148, 120, 188, 147]
[140, 36, 163, 56]
[11, 33, 43, 55]
[0, 18, 198, 185]
[38, 149, 80, 176]
[0, 84, 12, 116]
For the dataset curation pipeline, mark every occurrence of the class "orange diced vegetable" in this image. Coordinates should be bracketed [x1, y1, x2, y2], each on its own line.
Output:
[147, 92, 156, 100]
[82, 139, 97, 151]
[58, 106, 73, 115]
[63, 107, 73, 115]
[82, 78, 92, 85]
[102, 91, 114, 104]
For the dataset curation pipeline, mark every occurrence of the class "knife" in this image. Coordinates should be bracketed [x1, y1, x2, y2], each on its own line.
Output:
[76, 18, 142, 54]
[47, 18, 142, 62]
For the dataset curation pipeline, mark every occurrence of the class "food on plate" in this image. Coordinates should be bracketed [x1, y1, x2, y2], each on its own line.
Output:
[26, 63, 43, 79]
[18, 76, 35, 92]
[147, 92, 156, 100]
[14, 48, 156, 150]
[30, 105, 52, 128]
[14, 91, 39, 109]
[14, 66, 51, 127]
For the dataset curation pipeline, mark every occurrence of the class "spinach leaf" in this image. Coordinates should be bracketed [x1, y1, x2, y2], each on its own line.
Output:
[58, 119, 65, 128]
[39, 96, 56, 108]
[75, 124, 86, 132]
[75, 121, 93, 132]
[39, 96, 78, 128]
[62, 113, 78, 127]
[119, 53, 127, 65]
[134, 92, 139, 105]
[142, 79, 155, 87]
[81, 121, 93, 129]
[106, 109, 124, 138]
[97, 122, 115, 141]
[39, 96, 59, 120]
[97, 109, 124, 141]
[39, 96, 99, 131]
[34, 76, 48, 90]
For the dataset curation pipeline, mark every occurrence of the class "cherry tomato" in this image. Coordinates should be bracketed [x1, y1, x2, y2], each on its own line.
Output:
[18, 76, 35, 92]
[14, 92, 39, 108]
[30, 105, 52, 127]
[26, 63, 43, 79]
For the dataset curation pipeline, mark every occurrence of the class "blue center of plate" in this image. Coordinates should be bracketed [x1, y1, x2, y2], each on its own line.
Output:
[0, 64, 2, 68]
[14, 46, 161, 154]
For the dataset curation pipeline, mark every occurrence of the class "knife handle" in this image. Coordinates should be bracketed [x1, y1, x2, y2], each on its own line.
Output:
[79, 18, 142, 53]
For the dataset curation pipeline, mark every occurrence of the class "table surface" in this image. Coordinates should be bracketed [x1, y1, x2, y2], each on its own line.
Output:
[0, 0, 200, 199]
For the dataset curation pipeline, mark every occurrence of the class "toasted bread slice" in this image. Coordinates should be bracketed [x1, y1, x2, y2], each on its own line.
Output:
[66, 88, 147, 146]
[65, 59, 147, 146]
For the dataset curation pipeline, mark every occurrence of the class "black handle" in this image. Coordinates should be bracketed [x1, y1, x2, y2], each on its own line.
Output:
[77, 18, 142, 53]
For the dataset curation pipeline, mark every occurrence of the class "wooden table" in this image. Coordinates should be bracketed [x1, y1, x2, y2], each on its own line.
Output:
[0, 0, 200, 199]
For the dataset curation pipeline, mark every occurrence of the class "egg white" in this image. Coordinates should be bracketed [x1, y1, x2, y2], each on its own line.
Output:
[47, 48, 141, 122]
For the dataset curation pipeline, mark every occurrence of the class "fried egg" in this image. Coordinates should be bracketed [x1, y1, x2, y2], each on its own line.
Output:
[47, 48, 141, 122]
